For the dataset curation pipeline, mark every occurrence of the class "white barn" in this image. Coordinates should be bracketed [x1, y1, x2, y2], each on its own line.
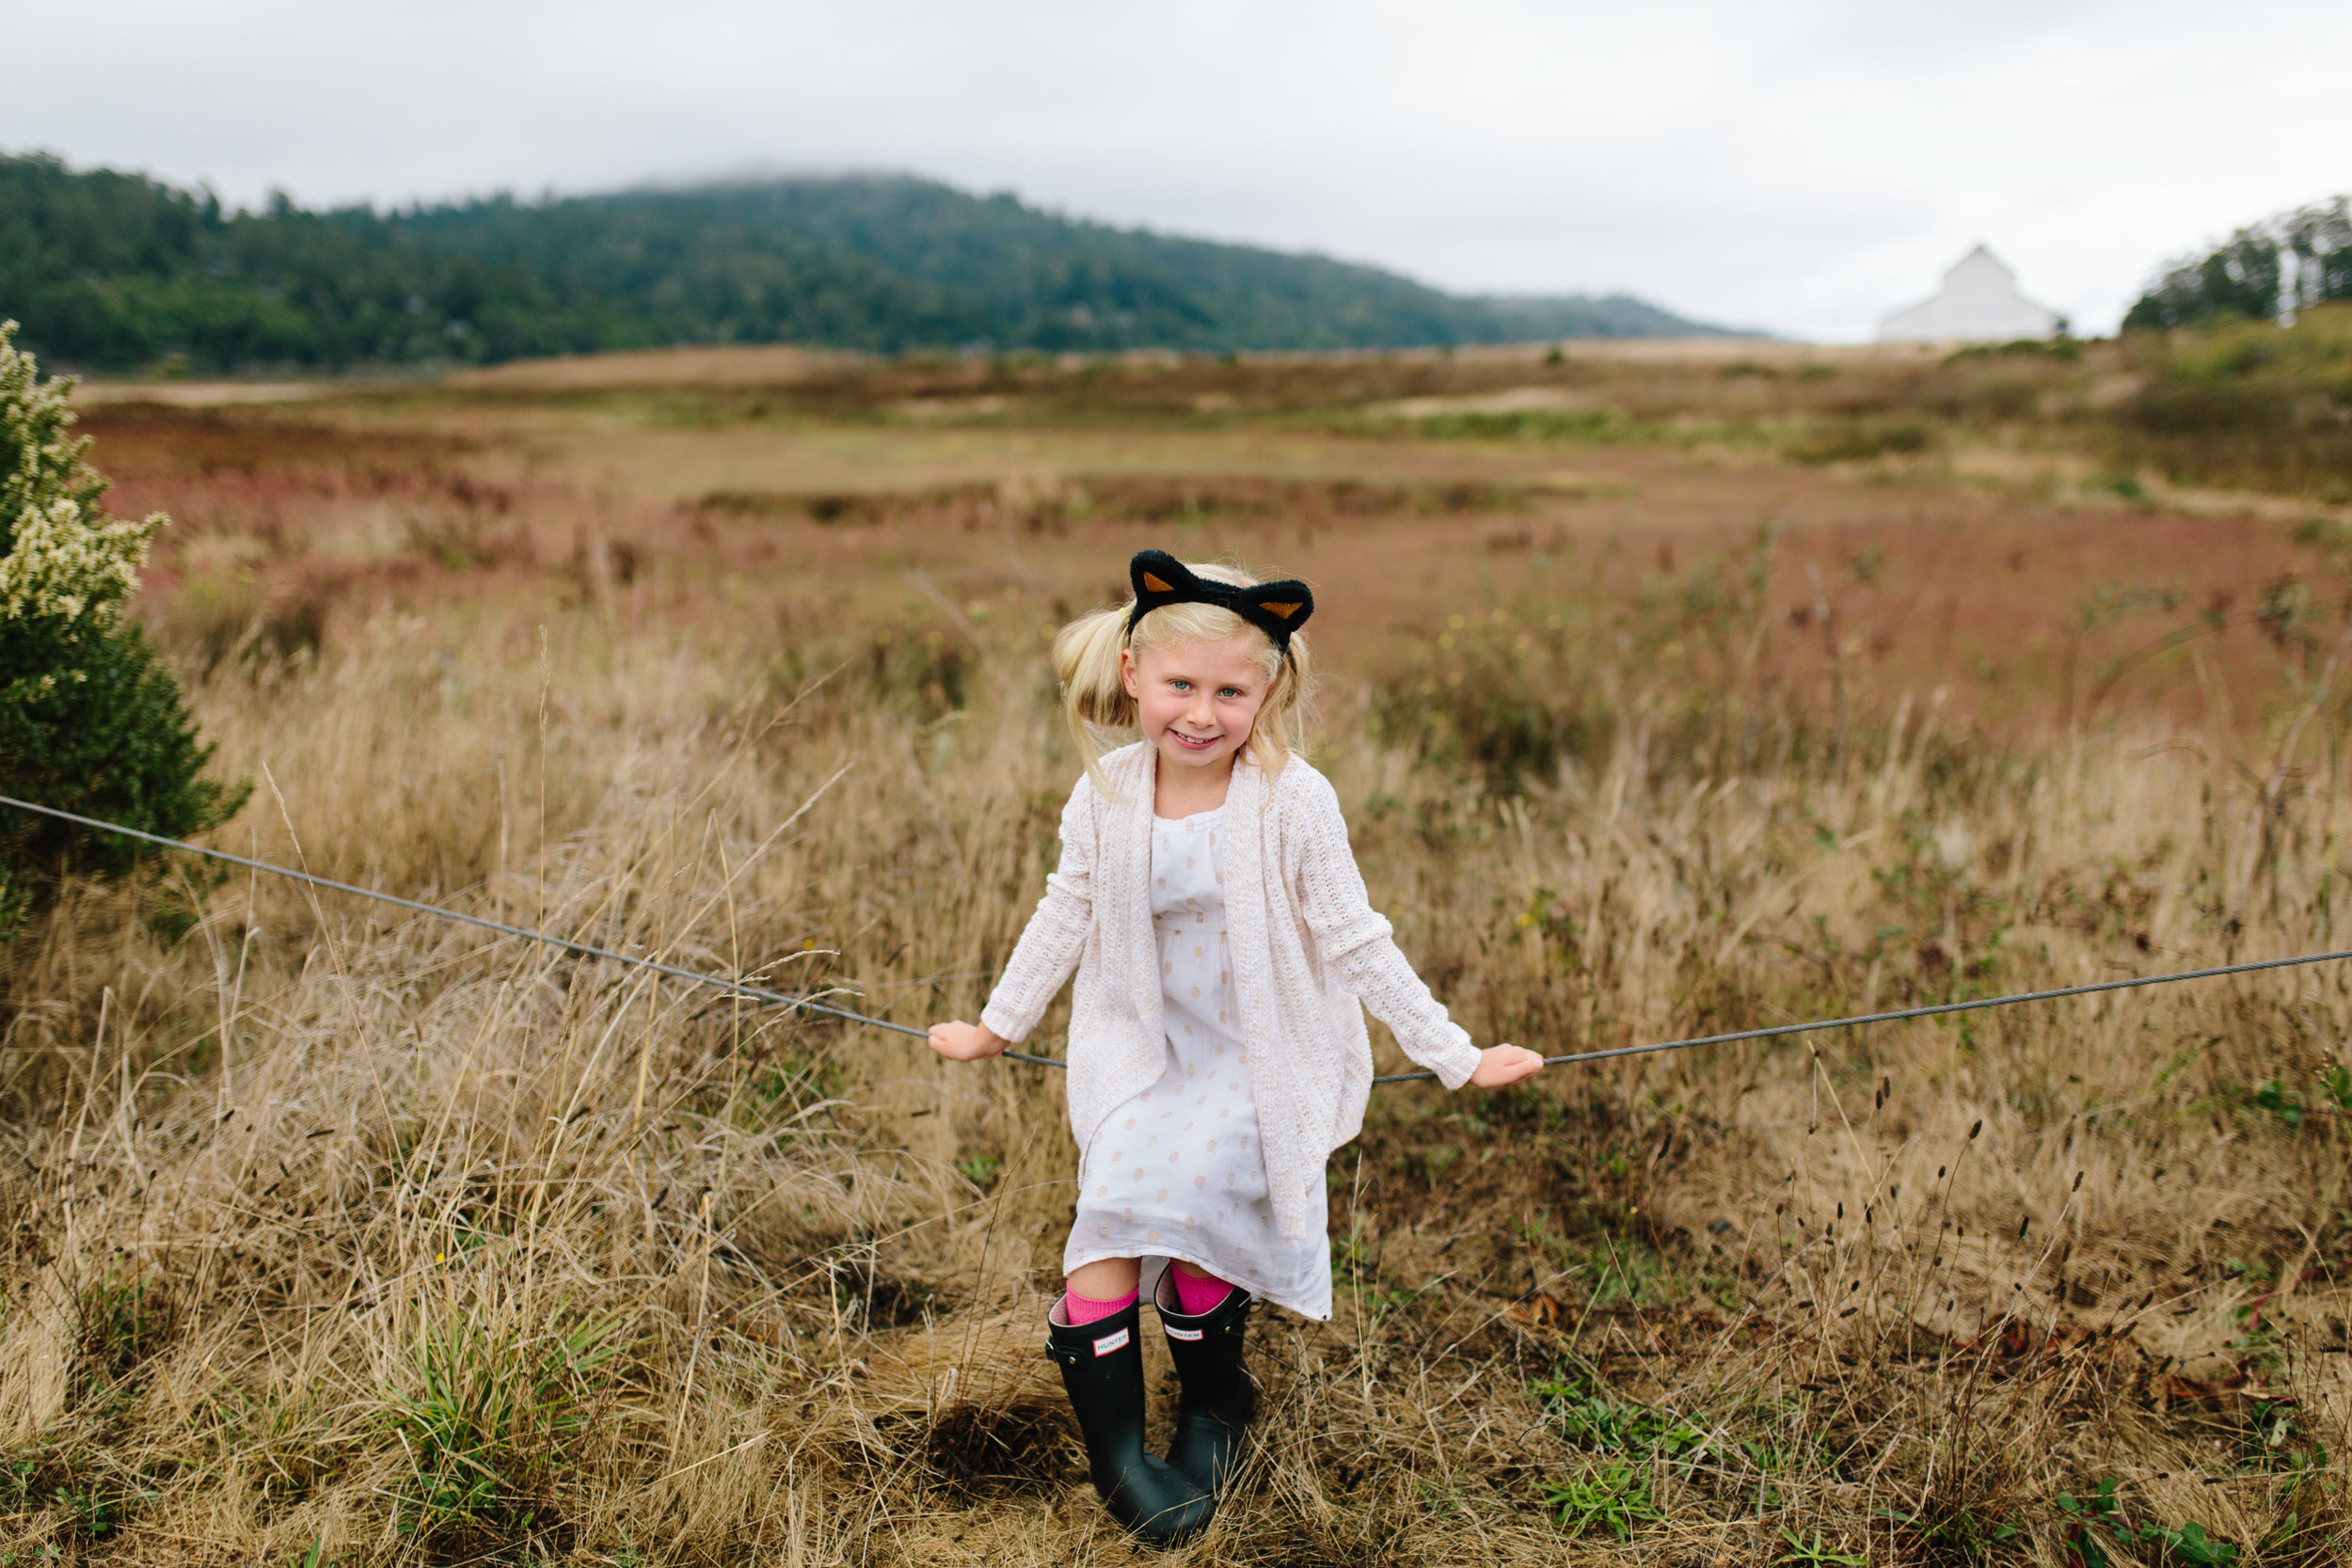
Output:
[1878, 245, 2064, 342]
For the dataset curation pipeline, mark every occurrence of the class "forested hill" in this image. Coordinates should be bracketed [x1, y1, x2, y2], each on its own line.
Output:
[0, 152, 1731, 372]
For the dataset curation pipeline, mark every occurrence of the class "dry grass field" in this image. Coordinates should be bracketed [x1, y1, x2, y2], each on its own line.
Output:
[6, 328, 2352, 1565]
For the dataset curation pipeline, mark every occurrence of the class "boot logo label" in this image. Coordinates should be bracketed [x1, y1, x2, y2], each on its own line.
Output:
[1163, 1325, 1204, 1340]
[1093, 1327, 1131, 1355]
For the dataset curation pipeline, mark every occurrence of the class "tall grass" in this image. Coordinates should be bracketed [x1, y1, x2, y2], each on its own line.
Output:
[1, 562, 2347, 1562]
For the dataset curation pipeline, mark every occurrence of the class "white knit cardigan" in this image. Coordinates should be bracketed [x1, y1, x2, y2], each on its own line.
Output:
[980, 742, 1484, 1240]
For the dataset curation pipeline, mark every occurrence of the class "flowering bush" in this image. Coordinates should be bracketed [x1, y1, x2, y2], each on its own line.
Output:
[0, 320, 242, 932]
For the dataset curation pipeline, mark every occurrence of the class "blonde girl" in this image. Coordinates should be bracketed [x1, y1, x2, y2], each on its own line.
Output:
[928, 550, 1541, 1544]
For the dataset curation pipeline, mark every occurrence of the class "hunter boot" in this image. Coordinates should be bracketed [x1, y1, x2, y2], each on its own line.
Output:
[1044, 1295, 1216, 1545]
[1153, 1269, 1256, 1494]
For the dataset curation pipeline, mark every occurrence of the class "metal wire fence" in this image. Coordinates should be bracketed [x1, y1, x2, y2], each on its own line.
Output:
[10, 793, 2347, 1087]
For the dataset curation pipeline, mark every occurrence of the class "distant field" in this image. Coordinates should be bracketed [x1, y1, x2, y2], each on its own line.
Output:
[86, 331, 2344, 736]
[6, 331, 2351, 1563]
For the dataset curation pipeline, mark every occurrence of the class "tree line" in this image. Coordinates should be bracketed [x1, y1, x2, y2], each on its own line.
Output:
[2124, 196, 2352, 330]
[0, 152, 1720, 372]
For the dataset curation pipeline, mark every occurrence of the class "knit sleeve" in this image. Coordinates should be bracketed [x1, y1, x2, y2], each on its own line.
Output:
[978, 775, 1096, 1043]
[1285, 770, 1485, 1090]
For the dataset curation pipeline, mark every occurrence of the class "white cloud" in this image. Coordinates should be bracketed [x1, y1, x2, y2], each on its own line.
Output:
[7, 0, 2347, 339]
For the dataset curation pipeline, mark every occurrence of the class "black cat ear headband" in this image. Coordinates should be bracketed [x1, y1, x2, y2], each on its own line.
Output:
[1126, 549, 1315, 653]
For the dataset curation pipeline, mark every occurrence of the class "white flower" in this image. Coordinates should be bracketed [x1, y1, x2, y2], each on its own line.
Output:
[0, 494, 161, 632]
[0, 320, 167, 639]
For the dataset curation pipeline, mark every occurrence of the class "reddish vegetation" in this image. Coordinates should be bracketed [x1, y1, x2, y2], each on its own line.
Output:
[87, 393, 2321, 744]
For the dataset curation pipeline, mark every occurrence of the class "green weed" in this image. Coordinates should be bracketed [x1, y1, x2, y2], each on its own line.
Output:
[1530, 1376, 1707, 1462]
[2231, 1065, 2350, 1131]
[1329, 1212, 1431, 1325]
[1538, 1458, 1661, 1541]
[0, 1446, 162, 1542]
[1881, 1502, 2019, 1563]
[2058, 1478, 2239, 1567]
[386, 1307, 626, 1544]
[1776, 1525, 1867, 1565]
[749, 1053, 848, 1117]
[70, 1263, 181, 1407]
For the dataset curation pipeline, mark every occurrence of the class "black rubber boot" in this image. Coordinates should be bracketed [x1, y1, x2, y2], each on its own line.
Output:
[1045, 1295, 1215, 1546]
[1153, 1269, 1256, 1494]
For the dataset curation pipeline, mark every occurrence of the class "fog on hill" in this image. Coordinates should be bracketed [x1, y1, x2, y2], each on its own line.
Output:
[0, 153, 1729, 372]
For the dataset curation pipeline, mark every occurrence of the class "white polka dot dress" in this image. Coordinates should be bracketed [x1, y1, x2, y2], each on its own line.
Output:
[1064, 806, 1332, 1317]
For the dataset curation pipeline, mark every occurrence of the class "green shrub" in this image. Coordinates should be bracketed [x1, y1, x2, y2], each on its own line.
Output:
[0, 320, 244, 930]
[2106, 305, 2352, 497]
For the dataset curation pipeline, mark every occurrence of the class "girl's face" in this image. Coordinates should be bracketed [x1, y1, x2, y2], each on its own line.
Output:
[1121, 636, 1271, 783]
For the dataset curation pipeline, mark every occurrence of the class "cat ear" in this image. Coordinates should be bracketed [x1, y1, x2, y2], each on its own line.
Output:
[1237, 579, 1315, 644]
[1130, 549, 1200, 614]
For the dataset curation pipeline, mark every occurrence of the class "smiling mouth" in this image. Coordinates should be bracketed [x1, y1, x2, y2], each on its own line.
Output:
[1168, 730, 1220, 752]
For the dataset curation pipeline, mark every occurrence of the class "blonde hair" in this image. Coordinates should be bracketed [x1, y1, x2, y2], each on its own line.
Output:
[1055, 559, 1316, 793]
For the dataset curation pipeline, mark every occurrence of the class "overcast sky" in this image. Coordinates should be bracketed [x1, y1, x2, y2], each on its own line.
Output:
[8, 0, 2347, 341]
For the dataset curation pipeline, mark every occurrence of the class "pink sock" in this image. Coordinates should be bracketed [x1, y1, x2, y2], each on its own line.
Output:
[1169, 1265, 1235, 1315]
[1063, 1286, 1137, 1326]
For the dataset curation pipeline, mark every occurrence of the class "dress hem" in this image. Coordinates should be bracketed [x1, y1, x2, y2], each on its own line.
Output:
[1060, 1243, 1333, 1322]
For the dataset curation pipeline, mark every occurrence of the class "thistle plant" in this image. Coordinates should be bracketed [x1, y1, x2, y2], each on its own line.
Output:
[0, 321, 241, 931]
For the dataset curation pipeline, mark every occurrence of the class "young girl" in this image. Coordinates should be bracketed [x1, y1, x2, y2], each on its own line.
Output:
[929, 550, 1542, 1544]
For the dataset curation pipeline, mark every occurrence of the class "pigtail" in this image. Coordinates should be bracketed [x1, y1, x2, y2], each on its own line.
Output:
[1245, 634, 1315, 777]
[1055, 603, 1136, 791]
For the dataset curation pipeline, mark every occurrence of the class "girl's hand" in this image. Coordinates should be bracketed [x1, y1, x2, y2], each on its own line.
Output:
[928, 1021, 1008, 1062]
[1468, 1044, 1544, 1087]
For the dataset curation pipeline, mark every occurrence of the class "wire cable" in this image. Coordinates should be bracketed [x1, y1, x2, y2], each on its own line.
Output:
[1369, 945, 2352, 1082]
[11, 794, 2346, 1089]
[0, 794, 1072, 1069]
